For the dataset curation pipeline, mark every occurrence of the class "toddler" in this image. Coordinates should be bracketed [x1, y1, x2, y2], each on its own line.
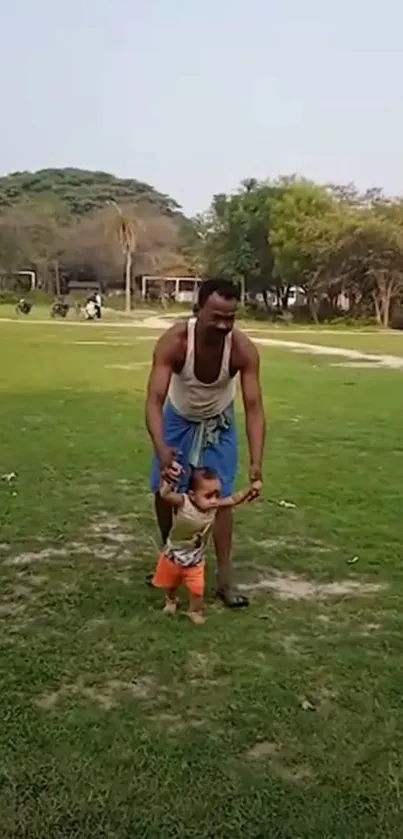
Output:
[152, 467, 256, 624]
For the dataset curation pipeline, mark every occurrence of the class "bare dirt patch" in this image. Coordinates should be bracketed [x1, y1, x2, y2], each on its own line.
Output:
[3, 543, 92, 567]
[84, 617, 110, 632]
[2, 512, 143, 568]
[250, 536, 333, 554]
[36, 676, 156, 712]
[359, 622, 382, 637]
[186, 651, 221, 680]
[0, 578, 42, 620]
[239, 570, 385, 600]
[88, 512, 140, 561]
[247, 741, 279, 760]
[150, 711, 206, 735]
[246, 740, 315, 785]
[274, 764, 315, 784]
[89, 512, 134, 545]
[277, 634, 302, 655]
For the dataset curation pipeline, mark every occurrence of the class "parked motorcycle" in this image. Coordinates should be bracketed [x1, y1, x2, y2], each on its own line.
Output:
[50, 300, 69, 318]
[15, 299, 32, 315]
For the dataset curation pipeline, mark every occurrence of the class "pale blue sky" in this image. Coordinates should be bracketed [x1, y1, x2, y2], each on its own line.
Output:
[0, 0, 402, 214]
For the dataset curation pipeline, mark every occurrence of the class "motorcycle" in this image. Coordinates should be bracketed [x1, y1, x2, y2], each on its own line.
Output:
[50, 300, 69, 318]
[15, 299, 32, 315]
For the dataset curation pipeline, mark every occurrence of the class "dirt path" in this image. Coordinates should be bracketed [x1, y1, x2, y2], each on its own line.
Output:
[253, 337, 403, 370]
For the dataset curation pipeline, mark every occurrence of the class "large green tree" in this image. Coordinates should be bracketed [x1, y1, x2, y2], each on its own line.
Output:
[200, 180, 279, 302]
[0, 168, 180, 218]
[338, 203, 403, 327]
[269, 180, 345, 321]
[0, 170, 184, 297]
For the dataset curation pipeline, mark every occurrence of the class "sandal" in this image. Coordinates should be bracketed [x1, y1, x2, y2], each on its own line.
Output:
[216, 586, 249, 609]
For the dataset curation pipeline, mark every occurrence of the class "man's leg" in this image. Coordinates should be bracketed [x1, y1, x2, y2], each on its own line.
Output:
[154, 492, 172, 544]
[213, 506, 233, 590]
[213, 507, 249, 608]
[146, 495, 173, 587]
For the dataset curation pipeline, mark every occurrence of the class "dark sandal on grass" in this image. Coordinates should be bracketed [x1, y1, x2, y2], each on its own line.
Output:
[216, 587, 249, 609]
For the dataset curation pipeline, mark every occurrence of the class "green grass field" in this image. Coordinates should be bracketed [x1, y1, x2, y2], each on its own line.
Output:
[1, 319, 403, 838]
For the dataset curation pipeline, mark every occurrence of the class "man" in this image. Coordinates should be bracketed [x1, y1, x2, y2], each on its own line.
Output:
[145, 277, 266, 608]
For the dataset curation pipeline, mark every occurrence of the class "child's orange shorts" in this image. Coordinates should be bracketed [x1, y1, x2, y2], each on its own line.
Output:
[153, 554, 205, 597]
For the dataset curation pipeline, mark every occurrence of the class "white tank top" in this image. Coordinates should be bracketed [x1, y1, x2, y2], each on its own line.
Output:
[168, 318, 236, 421]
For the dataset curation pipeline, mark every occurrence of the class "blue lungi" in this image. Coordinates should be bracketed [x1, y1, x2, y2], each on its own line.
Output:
[150, 400, 237, 498]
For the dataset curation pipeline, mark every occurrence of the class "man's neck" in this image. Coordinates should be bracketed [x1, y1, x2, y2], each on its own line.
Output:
[194, 320, 227, 349]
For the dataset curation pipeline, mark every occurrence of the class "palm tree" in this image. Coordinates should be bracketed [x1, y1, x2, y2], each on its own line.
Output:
[109, 201, 143, 312]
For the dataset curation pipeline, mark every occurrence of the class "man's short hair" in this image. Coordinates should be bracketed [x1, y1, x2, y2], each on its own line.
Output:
[198, 278, 241, 308]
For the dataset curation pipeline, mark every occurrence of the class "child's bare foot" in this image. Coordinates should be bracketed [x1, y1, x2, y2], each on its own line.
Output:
[187, 611, 206, 625]
[163, 598, 178, 615]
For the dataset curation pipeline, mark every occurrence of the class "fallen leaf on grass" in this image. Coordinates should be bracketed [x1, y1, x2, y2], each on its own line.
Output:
[300, 698, 316, 712]
[1, 472, 17, 483]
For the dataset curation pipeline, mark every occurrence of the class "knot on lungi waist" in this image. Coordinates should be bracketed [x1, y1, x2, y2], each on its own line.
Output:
[189, 408, 233, 468]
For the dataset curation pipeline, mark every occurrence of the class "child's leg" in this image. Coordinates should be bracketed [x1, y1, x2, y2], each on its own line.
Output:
[163, 588, 179, 614]
[188, 594, 205, 624]
[153, 555, 181, 613]
[185, 565, 205, 625]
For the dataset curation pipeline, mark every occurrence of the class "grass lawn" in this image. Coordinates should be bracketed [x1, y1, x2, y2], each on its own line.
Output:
[1, 320, 403, 838]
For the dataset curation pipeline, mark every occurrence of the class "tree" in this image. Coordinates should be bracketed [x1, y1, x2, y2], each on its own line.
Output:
[108, 203, 139, 312]
[178, 216, 207, 277]
[269, 181, 344, 321]
[338, 205, 403, 327]
[200, 180, 279, 303]
[107, 201, 179, 311]
[0, 168, 181, 219]
[0, 197, 71, 293]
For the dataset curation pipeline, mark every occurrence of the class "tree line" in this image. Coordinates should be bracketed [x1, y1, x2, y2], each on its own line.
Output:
[1, 168, 403, 326]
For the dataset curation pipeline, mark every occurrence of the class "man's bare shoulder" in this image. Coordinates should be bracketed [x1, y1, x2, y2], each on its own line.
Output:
[232, 328, 259, 368]
[153, 320, 187, 363]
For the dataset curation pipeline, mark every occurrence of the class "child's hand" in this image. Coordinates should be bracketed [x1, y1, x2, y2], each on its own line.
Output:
[246, 483, 261, 502]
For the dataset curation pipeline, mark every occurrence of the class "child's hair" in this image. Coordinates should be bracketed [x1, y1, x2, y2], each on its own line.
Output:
[188, 467, 220, 491]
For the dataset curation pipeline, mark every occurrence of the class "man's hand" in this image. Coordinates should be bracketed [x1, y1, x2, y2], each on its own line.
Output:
[249, 464, 263, 497]
[158, 445, 182, 482]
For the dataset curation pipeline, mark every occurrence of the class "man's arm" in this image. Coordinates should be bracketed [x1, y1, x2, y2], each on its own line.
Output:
[145, 333, 173, 460]
[238, 335, 266, 482]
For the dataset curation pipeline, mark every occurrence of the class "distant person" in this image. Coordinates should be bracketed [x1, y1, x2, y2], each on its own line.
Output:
[95, 291, 102, 319]
[84, 297, 97, 320]
[145, 277, 266, 609]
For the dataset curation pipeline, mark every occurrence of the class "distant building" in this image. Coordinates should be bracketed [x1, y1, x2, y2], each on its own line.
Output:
[139, 276, 201, 304]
